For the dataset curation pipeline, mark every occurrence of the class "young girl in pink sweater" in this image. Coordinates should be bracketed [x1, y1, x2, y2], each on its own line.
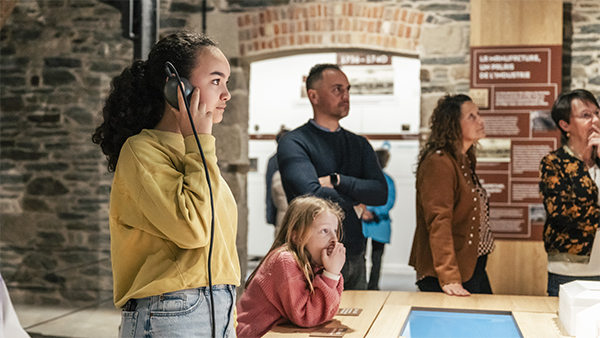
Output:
[237, 196, 346, 337]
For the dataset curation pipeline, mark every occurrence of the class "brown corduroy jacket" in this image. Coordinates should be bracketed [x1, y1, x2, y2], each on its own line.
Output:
[409, 150, 481, 287]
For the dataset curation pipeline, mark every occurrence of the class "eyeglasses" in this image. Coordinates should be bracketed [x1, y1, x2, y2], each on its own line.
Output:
[572, 110, 600, 120]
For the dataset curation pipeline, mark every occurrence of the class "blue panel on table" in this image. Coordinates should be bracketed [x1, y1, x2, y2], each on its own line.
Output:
[401, 309, 523, 338]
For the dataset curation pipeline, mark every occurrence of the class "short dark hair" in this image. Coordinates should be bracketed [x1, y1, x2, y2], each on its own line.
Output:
[306, 63, 342, 92]
[551, 89, 600, 145]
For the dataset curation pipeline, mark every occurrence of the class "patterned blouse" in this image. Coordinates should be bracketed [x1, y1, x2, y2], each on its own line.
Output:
[539, 145, 600, 257]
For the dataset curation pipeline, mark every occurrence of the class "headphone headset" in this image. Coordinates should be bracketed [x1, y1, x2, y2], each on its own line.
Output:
[164, 62, 193, 110]
[164, 61, 217, 338]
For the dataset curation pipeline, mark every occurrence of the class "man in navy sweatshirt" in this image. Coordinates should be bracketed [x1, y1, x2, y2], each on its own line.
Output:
[277, 63, 388, 290]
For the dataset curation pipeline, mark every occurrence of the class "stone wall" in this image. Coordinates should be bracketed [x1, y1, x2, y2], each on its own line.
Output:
[0, 0, 130, 306]
[564, 0, 600, 94]
[1, 0, 599, 306]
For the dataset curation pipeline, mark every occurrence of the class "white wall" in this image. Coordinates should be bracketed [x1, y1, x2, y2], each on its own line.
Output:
[249, 53, 421, 134]
[247, 53, 421, 278]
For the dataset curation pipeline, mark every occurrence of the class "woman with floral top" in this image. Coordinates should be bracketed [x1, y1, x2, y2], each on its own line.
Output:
[539, 89, 600, 297]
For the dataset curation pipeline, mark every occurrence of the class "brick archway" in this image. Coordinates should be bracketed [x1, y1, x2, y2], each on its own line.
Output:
[237, 2, 424, 59]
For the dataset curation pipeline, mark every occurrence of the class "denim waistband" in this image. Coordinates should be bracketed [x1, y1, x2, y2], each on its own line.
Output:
[124, 284, 235, 311]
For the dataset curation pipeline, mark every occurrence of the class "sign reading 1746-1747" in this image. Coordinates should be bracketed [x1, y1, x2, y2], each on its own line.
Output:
[469, 45, 562, 241]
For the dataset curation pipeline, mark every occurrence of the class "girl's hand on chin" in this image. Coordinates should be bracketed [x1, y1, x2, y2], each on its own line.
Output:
[321, 242, 346, 276]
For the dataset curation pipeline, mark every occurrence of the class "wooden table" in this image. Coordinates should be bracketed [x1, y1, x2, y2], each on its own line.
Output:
[265, 291, 566, 338]
[264, 291, 390, 338]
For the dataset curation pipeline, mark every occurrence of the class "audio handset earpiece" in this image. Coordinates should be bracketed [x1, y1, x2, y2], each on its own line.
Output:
[164, 62, 193, 110]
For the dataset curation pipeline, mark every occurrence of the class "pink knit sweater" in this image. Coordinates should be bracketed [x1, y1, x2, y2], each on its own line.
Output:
[236, 249, 344, 338]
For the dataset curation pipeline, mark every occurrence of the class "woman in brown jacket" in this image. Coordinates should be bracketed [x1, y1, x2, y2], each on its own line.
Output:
[409, 94, 495, 296]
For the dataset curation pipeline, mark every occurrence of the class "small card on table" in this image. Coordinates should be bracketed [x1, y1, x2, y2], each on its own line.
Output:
[309, 327, 347, 337]
[336, 308, 362, 316]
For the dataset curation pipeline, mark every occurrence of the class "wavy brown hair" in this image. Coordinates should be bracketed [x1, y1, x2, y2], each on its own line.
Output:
[245, 196, 344, 293]
[418, 94, 476, 170]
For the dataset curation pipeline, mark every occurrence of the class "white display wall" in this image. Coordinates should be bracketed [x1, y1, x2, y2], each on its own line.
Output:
[249, 53, 421, 134]
[247, 52, 421, 280]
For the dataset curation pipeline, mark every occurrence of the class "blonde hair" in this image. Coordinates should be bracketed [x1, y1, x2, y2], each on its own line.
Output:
[245, 196, 344, 293]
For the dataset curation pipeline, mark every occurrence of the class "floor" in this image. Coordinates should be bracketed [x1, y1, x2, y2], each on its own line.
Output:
[14, 272, 418, 338]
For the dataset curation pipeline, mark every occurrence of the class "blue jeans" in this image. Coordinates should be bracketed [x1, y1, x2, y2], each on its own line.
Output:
[547, 272, 600, 297]
[119, 284, 236, 338]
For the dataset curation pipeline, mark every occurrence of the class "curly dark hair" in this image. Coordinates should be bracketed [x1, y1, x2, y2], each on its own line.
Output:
[418, 94, 475, 168]
[92, 31, 217, 172]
